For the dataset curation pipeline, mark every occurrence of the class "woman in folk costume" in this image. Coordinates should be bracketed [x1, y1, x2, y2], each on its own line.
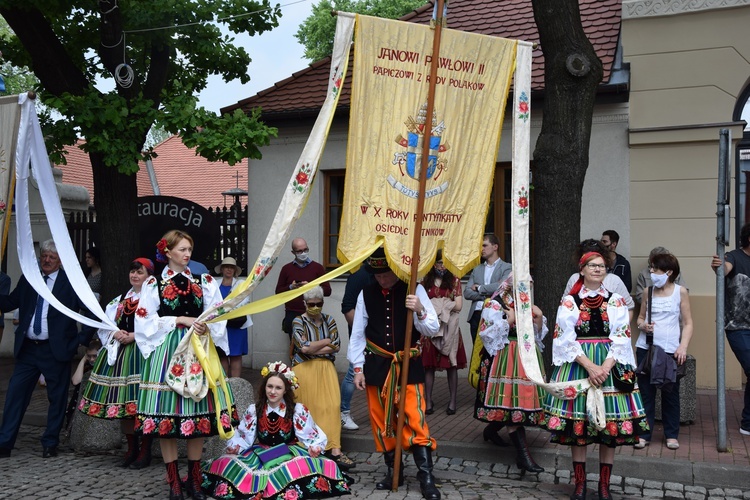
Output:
[544, 251, 647, 500]
[78, 258, 154, 468]
[420, 251, 467, 416]
[134, 230, 237, 500]
[474, 274, 547, 473]
[201, 362, 352, 499]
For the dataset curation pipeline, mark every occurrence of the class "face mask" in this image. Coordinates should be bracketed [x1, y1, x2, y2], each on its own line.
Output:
[306, 306, 322, 316]
[651, 272, 669, 288]
[295, 251, 309, 262]
[434, 268, 446, 277]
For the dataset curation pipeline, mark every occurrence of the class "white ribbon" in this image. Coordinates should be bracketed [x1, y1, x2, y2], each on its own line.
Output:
[14, 94, 117, 333]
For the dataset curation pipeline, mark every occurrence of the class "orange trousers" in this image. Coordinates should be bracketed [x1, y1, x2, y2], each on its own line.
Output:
[365, 383, 436, 452]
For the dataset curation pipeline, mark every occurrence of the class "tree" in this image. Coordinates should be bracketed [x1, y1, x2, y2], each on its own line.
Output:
[530, 0, 603, 360]
[0, 0, 281, 301]
[0, 17, 37, 95]
[296, 0, 424, 61]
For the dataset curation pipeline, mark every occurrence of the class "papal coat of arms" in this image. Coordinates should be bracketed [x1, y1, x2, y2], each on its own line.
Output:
[389, 102, 450, 199]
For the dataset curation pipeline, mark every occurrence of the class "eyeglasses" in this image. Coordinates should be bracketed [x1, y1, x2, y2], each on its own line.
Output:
[585, 263, 606, 270]
[306, 302, 323, 307]
[293, 248, 309, 254]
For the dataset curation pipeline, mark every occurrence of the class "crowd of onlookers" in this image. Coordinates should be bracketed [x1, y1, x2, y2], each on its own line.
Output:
[0, 224, 748, 500]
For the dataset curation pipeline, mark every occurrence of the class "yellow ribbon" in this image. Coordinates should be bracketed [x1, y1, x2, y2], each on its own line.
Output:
[190, 332, 235, 440]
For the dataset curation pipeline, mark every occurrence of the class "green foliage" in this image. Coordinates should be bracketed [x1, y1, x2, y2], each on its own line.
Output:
[0, 17, 37, 95]
[0, 0, 282, 172]
[296, 0, 425, 61]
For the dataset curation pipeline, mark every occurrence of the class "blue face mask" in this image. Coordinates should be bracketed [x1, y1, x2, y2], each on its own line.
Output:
[434, 268, 446, 277]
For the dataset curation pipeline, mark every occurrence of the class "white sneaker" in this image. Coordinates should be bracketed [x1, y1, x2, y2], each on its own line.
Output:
[341, 411, 359, 430]
[740, 427, 750, 436]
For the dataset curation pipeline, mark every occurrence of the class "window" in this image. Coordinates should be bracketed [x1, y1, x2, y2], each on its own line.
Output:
[323, 170, 346, 269]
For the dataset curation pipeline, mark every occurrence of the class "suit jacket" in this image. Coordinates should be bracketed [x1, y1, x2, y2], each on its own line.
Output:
[463, 259, 512, 321]
[0, 270, 89, 363]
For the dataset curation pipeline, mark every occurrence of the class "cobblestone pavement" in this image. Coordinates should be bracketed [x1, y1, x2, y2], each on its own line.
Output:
[3, 425, 750, 500]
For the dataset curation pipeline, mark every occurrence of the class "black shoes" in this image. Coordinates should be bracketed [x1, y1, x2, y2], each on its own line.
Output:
[425, 405, 434, 415]
[42, 446, 58, 458]
[446, 406, 456, 415]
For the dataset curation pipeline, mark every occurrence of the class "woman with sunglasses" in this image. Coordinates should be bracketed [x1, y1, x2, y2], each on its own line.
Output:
[291, 285, 356, 471]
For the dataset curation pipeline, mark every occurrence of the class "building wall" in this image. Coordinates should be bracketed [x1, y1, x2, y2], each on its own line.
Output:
[622, 0, 750, 389]
[245, 104, 631, 372]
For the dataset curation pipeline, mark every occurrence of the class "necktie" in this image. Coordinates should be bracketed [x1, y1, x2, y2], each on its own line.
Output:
[32, 275, 49, 336]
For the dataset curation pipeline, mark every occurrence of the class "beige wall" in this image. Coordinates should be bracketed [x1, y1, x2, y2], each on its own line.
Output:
[623, 0, 750, 388]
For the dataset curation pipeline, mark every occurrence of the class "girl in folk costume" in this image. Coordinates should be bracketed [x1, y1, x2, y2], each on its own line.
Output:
[474, 274, 547, 473]
[544, 251, 648, 500]
[134, 230, 237, 500]
[78, 258, 154, 469]
[201, 362, 352, 499]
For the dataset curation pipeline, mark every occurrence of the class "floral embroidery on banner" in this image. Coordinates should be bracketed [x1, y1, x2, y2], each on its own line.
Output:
[517, 90, 530, 122]
[330, 65, 343, 97]
[517, 186, 529, 217]
[291, 163, 313, 194]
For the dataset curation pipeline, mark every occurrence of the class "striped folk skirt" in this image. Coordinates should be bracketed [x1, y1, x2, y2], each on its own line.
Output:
[542, 337, 649, 446]
[135, 326, 238, 439]
[474, 338, 546, 426]
[79, 342, 143, 419]
[201, 444, 351, 499]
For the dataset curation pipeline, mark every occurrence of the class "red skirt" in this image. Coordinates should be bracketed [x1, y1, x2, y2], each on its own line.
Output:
[421, 334, 467, 370]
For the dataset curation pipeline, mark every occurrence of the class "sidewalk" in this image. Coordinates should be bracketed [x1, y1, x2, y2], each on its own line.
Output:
[2, 357, 749, 493]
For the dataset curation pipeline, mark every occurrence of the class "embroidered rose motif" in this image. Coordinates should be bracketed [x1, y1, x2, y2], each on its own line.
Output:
[564, 386, 578, 398]
[220, 413, 231, 429]
[511, 411, 523, 423]
[517, 91, 530, 122]
[136, 307, 147, 318]
[315, 476, 330, 491]
[158, 418, 173, 435]
[547, 416, 562, 430]
[181, 419, 195, 436]
[171, 363, 185, 377]
[142, 418, 156, 434]
[606, 421, 618, 436]
[197, 418, 211, 434]
[574, 421, 585, 436]
[284, 489, 299, 500]
[162, 284, 178, 301]
[190, 362, 202, 375]
[126, 402, 137, 415]
[107, 405, 120, 418]
[621, 420, 633, 434]
[88, 403, 102, 416]
[215, 482, 229, 496]
[78, 399, 85, 411]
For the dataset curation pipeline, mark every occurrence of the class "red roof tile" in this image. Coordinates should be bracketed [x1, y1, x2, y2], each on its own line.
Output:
[57, 137, 246, 210]
[223, 0, 621, 117]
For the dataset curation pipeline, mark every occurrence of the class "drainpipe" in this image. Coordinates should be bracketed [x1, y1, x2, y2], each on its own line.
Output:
[145, 158, 160, 195]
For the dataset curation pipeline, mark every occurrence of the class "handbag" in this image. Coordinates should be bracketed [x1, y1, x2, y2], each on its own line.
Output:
[254, 443, 294, 468]
[636, 286, 655, 376]
[166, 329, 209, 402]
[611, 363, 636, 392]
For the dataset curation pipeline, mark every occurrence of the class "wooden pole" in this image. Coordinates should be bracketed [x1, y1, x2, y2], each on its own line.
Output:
[391, 0, 445, 490]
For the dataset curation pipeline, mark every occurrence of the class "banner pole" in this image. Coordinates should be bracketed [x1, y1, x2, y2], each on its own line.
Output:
[392, 0, 445, 491]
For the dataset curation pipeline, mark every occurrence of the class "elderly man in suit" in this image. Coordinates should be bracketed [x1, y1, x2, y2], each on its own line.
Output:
[463, 234, 512, 343]
[0, 240, 91, 458]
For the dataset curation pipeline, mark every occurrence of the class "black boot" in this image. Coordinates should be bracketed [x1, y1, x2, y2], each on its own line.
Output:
[508, 427, 544, 473]
[120, 434, 139, 468]
[184, 459, 207, 500]
[598, 463, 613, 500]
[130, 435, 153, 469]
[412, 446, 440, 500]
[570, 461, 586, 500]
[482, 421, 509, 446]
[165, 460, 184, 500]
[375, 450, 404, 490]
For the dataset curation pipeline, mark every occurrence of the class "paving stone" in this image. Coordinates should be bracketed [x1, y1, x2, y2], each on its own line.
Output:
[626, 477, 646, 487]
[727, 490, 744, 498]
[666, 483, 686, 492]
[644, 489, 666, 498]
[686, 486, 708, 495]
[665, 492, 686, 499]
[645, 480, 665, 490]
[709, 489, 726, 497]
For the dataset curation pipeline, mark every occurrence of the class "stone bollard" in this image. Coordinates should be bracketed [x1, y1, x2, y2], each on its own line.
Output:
[68, 373, 123, 455]
[151, 377, 255, 459]
[655, 354, 696, 424]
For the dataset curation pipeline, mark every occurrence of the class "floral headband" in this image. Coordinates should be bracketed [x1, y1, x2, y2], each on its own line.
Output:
[155, 238, 168, 263]
[260, 361, 299, 390]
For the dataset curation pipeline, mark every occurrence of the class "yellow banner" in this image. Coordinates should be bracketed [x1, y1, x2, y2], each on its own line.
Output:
[338, 14, 517, 281]
[0, 95, 19, 262]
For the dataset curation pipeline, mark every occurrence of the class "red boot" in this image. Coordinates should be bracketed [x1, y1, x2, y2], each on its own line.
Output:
[130, 435, 153, 469]
[570, 461, 586, 500]
[183, 459, 207, 500]
[598, 463, 613, 500]
[165, 460, 184, 500]
[120, 434, 139, 468]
